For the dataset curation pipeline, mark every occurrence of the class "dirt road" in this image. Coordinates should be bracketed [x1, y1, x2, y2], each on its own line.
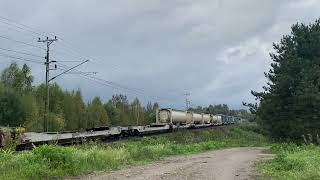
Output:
[80, 147, 269, 180]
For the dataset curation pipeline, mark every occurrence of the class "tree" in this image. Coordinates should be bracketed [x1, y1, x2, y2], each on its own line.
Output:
[87, 97, 108, 127]
[104, 100, 120, 126]
[248, 19, 320, 141]
[73, 90, 86, 129]
[21, 94, 41, 131]
[130, 98, 144, 125]
[1, 63, 33, 93]
[111, 94, 130, 125]
[0, 90, 24, 127]
[0, 63, 164, 131]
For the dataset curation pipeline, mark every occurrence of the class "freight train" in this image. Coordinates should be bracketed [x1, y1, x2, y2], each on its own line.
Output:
[11, 108, 241, 150]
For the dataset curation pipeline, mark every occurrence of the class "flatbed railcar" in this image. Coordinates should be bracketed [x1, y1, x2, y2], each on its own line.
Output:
[14, 108, 241, 150]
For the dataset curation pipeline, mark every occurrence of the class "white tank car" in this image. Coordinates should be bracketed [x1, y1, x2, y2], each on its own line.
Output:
[193, 113, 203, 124]
[157, 109, 192, 124]
[202, 114, 211, 124]
[211, 115, 223, 125]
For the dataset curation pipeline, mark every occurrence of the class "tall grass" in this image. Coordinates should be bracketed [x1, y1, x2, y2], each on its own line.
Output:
[0, 123, 269, 180]
[260, 144, 320, 180]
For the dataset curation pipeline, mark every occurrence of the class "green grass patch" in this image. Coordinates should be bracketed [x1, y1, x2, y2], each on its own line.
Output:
[0, 123, 269, 180]
[260, 144, 320, 180]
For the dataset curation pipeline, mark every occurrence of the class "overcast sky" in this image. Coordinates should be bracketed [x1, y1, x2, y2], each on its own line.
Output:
[0, 0, 319, 109]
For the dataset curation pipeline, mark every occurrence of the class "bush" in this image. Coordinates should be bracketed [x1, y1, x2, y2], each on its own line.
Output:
[0, 123, 269, 180]
[260, 144, 320, 180]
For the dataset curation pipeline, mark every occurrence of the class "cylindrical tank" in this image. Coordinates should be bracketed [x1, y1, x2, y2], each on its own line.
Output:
[203, 114, 211, 124]
[186, 112, 193, 124]
[193, 113, 203, 124]
[158, 109, 189, 124]
[211, 115, 222, 125]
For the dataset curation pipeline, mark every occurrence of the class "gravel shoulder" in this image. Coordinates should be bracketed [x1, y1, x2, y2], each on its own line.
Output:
[78, 147, 270, 180]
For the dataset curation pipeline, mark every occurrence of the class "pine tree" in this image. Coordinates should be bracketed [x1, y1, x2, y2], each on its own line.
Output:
[249, 19, 320, 140]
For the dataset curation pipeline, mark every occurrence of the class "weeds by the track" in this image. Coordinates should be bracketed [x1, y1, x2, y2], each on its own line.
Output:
[0, 123, 269, 180]
[260, 144, 320, 180]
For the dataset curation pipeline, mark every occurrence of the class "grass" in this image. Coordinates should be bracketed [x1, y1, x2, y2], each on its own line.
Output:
[0, 123, 269, 180]
[260, 144, 320, 180]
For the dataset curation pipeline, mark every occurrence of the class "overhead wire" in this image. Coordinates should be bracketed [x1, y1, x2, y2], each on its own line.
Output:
[57, 63, 142, 93]
[56, 63, 163, 101]
[0, 19, 40, 38]
[0, 15, 121, 72]
[0, 15, 174, 103]
[0, 34, 46, 50]
[0, 47, 44, 58]
[0, 17, 87, 61]
[0, 34, 87, 61]
[0, 16, 46, 37]
[56, 66, 143, 97]
[0, 53, 43, 64]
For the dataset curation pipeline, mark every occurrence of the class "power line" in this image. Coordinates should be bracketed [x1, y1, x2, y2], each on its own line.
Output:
[0, 15, 47, 37]
[0, 19, 40, 38]
[56, 64, 160, 101]
[57, 64, 140, 93]
[0, 34, 84, 60]
[0, 47, 44, 58]
[0, 15, 121, 73]
[52, 60, 85, 62]
[49, 60, 89, 82]
[0, 16, 87, 60]
[0, 53, 43, 64]
[56, 66, 135, 94]
[55, 41, 86, 58]
[0, 16, 175, 103]
[56, 63, 174, 104]
[0, 34, 46, 50]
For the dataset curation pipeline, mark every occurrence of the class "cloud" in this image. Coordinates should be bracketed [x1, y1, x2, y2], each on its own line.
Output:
[0, 0, 319, 109]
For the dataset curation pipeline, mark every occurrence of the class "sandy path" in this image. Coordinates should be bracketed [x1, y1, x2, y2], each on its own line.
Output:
[78, 147, 269, 180]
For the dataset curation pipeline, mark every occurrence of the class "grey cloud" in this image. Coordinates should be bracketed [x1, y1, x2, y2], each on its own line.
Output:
[0, 0, 319, 109]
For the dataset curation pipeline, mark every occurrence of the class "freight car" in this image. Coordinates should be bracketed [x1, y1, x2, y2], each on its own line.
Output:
[13, 108, 241, 150]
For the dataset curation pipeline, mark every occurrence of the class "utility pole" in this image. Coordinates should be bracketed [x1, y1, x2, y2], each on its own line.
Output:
[38, 36, 57, 132]
[184, 93, 191, 111]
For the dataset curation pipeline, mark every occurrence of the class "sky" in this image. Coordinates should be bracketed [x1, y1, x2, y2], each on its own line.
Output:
[0, 0, 319, 109]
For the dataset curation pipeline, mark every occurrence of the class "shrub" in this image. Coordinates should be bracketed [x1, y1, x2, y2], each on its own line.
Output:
[260, 144, 320, 180]
[0, 123, 269, 180]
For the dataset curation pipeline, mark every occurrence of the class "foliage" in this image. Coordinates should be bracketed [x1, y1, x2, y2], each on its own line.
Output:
[0, 63, 160, 131]
[0, 123, 269, 180]
[87, 97, 108, 127]
[260, 144, 320, 180]
[1, 63, 33, 93]
[247, 19, 320, 141]
[0, 89, 25, 127]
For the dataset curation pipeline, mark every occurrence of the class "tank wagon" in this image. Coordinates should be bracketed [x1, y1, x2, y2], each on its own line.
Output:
[156, 108, 236, 127]
[211, 115, 223, 125]
[12, 108, 241, 150]
[156, 109, 193, 125]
